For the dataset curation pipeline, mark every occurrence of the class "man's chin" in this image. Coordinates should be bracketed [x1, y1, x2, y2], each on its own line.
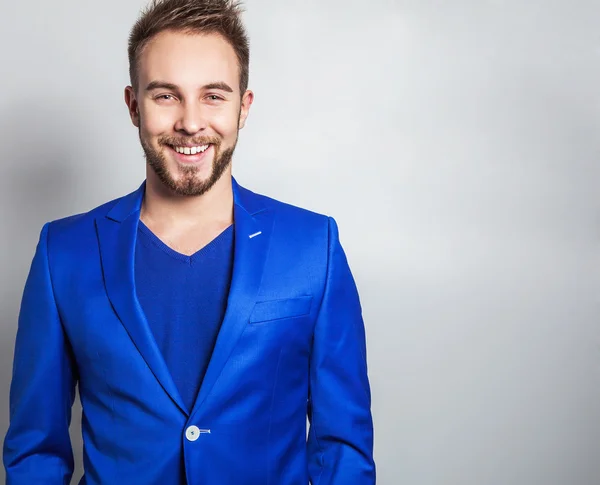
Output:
[165, 170, 216, 195]
[162, 179, 212, 197]
[154, 163, 231, 197]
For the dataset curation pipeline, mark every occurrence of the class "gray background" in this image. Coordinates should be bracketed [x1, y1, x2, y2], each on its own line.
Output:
[1, 0, 600, 483]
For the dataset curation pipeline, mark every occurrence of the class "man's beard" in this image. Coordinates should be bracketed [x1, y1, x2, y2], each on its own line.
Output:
[139, 129, 237, 197]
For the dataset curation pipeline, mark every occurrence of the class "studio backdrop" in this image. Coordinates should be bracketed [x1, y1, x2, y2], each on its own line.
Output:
[1, 1, 600, 483]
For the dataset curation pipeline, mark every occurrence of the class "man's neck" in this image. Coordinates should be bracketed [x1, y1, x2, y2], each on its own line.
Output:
[141, 171, 234, 230]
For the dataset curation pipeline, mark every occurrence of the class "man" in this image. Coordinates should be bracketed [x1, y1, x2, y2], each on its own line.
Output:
[3, 0, 375, 483]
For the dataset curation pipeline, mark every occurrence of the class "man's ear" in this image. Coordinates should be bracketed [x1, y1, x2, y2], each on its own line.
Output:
[124, 86, 140, 127]
[238, 89, 254, 129]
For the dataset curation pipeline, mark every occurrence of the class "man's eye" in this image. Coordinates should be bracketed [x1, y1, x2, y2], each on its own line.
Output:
[207, 95, 223, 101]
[156, 94, 175, 101]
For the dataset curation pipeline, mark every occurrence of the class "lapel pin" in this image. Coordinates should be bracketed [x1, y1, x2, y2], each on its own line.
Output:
[249, 231, 262, 239]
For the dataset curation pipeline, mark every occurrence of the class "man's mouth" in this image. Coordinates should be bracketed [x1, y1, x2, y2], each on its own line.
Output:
[169, 144, 211, 155]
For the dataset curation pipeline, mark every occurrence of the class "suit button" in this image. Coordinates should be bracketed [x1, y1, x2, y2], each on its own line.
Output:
[186, 425, 201, 442]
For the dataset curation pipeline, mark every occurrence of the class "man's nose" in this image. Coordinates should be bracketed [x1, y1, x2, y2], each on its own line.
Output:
[174, 101, 208, 135]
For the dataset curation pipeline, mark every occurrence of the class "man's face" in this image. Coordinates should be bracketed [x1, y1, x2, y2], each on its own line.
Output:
[125, 30, 253, 197]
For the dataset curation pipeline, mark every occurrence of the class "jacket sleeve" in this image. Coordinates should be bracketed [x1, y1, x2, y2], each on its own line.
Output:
[3, 223, 78, 485]
[307, 217, 376, 484]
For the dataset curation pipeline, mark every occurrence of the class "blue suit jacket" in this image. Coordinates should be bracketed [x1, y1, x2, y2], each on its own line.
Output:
[3, 178, 375, 484]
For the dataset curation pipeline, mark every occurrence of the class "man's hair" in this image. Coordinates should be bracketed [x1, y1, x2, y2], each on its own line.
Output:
[128, 0, 249, 95]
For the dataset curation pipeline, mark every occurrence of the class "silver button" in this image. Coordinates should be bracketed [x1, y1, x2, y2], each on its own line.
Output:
[186, 425, 200, 442]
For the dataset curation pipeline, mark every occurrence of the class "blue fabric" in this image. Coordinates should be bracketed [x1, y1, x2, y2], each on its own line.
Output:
[135, 221, 234, 412]
[3, 178, 375, 485]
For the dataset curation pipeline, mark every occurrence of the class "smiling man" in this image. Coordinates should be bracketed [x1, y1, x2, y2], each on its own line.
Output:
[2, 1, 375, 484]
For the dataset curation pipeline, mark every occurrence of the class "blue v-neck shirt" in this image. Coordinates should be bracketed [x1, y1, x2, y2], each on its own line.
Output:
[134, 221, 235, 412]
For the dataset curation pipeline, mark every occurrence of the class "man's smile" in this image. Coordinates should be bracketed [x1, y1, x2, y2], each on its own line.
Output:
[165, 143, 214, 165]
[171, 144, 210, 155]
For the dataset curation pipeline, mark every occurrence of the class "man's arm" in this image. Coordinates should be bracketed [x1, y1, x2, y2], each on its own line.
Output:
[3, 223, 78, 485]
[307, 217, 376, 484]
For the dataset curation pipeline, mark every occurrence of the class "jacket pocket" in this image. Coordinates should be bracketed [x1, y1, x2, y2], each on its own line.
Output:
[249, 296, 313, 324]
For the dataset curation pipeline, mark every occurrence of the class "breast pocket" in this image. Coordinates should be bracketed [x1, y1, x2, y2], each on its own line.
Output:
[249, 296, 313, 324]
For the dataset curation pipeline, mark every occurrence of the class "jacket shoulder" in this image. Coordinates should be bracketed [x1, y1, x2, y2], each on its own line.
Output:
[238, 185, 336, 254]
[241, 185, 331, 226]
[44, 192, 127, 246]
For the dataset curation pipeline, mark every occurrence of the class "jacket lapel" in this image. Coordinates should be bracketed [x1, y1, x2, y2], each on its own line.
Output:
[192, 178, 273, 413]
[95, 182, 188, 416]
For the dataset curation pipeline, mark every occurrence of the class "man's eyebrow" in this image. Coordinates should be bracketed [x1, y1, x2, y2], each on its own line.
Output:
[145, 81, 180, 92]
[145, 81, 234, 94]
[203, 82, 234, 93]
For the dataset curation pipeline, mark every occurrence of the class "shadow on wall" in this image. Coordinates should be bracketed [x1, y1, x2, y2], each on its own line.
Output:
[0, 100, 85, 483]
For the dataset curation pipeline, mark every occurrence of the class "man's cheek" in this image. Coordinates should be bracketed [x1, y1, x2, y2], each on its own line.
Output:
[211, 110, 238, 129]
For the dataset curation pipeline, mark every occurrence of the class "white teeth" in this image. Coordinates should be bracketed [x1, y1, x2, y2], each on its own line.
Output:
[174, 145, 209, 155]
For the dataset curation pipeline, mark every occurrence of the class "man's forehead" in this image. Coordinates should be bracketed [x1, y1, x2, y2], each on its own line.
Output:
[142, 30, 235, 61]
[138, 30, 239, 83]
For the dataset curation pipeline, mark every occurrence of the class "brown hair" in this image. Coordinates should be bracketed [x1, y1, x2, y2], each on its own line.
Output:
[128, 0, 249, 95]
